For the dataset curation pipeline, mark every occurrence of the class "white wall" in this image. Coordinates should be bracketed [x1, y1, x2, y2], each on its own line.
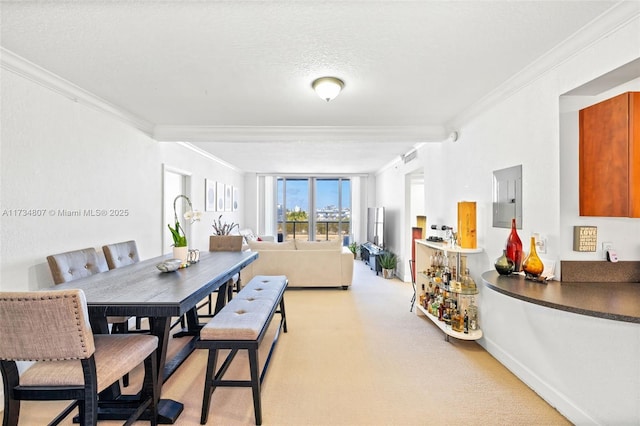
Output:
[0, 69, 245, 292]
[560, 77, 640, 262]
[376, 8, 640, 425]
[374, 163, 405, 276]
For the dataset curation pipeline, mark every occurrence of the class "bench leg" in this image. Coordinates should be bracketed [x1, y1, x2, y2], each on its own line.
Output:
[279, 297, 287, 333]
[248, 349, 262, 425]
[200, 349, 219, 425]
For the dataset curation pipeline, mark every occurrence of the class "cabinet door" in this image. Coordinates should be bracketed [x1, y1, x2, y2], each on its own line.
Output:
[579, 92, 630, 217]
[630, 92, 640, 217]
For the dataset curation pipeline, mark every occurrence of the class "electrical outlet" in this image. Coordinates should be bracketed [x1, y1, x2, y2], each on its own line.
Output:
[532, 233, 546, 254]
[602, 242, 613, 259]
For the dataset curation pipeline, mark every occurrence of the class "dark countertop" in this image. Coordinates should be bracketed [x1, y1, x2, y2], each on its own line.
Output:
[481, 270, 640, 324]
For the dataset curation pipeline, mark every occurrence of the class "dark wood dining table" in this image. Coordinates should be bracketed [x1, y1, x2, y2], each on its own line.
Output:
[52, 249, 258, 424]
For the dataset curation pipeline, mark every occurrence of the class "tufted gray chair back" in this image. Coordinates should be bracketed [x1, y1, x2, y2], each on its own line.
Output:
[103, 240, 140, 270]
[46, 247, 108, 285]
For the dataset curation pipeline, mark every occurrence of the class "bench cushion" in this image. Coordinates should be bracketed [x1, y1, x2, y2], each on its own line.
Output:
[200, 275, 287, 341]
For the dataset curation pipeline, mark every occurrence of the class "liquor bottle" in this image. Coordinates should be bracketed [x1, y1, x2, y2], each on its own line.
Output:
[506, 218, 523, 272]
[442, 265, 450, 290]
[467, 297, 478, 331]
[463, 310, 469, 334]
[451, 310, 463, 332]
[443, 307, 451, 326]
[419, 284, 426, 308]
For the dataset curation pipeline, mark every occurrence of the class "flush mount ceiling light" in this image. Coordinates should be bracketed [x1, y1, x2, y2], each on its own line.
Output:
[312, 77, 344, 102]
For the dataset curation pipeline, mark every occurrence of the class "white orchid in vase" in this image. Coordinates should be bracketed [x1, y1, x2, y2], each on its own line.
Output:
[168, 195, 202, 248]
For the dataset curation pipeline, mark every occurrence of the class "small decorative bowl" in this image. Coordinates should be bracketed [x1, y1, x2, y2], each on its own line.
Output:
[156, 258, 184, 273]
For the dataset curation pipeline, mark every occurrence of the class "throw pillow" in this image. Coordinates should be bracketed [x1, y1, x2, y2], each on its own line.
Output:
[239, 228, 258, 246]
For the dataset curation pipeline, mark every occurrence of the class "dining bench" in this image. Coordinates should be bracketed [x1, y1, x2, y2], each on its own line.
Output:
[196, 275, 288, 425]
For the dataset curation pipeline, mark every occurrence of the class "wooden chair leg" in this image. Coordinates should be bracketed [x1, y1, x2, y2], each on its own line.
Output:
[80, 358, 99, 426]
[1, 361, 20, 426]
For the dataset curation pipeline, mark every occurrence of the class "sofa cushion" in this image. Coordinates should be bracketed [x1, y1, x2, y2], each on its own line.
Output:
[295, 239, 341, 251]
[247, 240, 296, 251]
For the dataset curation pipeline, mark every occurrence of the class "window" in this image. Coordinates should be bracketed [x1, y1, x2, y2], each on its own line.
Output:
[277, 177, 351, 242]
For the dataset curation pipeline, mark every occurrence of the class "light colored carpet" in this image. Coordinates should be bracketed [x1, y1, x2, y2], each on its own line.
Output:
[8, 260, 570, 425]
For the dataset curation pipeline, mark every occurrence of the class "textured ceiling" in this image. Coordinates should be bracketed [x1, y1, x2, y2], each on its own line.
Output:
[0, 1, 621, 174]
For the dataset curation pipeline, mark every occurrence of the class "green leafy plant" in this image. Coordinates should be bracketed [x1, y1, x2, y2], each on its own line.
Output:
[168, 195, 201, 247]
[378, 252, 397, 270]
[348, 241, 358, 254]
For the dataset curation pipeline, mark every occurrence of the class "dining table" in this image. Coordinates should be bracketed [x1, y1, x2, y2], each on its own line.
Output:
[51, 249, 258, 424]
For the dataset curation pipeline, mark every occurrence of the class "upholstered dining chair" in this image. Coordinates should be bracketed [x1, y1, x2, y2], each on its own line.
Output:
[102, 240, 145, 330]
[0, 289, 159, 426]
[46, 246, 108, 285]
[47, 247, 134, 386]
[47, 247, 131, 334]
[102, 240, 140, 270]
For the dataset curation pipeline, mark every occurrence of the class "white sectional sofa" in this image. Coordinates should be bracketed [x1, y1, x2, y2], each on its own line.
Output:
[240, 239, 354, 289]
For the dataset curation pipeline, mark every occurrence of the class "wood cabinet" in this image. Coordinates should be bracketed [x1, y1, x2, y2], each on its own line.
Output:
[579, 91, 640, 217]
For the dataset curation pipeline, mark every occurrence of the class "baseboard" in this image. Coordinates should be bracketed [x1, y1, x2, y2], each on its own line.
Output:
[479, 335, 598, 425]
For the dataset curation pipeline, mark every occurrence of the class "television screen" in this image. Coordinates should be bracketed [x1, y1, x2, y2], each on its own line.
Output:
[367, 207, 384, 248]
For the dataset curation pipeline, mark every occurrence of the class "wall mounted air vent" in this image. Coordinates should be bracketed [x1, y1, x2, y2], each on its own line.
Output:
[402, 149, 417, 164]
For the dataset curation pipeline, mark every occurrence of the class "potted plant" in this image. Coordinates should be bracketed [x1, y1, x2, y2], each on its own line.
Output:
[378, 252, 397, 279]
[348, 241, 359, 259]
[168, 195, 201, 261]
[209, 215, 242, 251]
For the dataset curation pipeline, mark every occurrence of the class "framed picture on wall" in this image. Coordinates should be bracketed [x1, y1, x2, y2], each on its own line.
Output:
[216, 182, 225, 212]
[205, 179, 216, 212]
[232, 187, 239, 211]
[224, 184, 232, 211]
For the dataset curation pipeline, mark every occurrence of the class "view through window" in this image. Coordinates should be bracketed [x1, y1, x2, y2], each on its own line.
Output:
[277, 178, 351, 242]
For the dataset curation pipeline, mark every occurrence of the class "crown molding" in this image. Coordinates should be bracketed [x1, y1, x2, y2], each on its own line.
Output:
[448, 1, 640, 129]
[154, 125, 446, 143]
[0, 47, 155, 135]
[176, 142, 244, 173]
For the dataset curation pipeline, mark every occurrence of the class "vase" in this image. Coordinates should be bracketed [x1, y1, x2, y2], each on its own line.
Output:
[416, 216, 426, 238]
[523, 236, 544, 277]
[382, 268, 394, 279]
[172, 246, 189, 263]
[505, 218, 523, 272]
[494, 249, 515, 275]
[209, 235, 244, 252]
